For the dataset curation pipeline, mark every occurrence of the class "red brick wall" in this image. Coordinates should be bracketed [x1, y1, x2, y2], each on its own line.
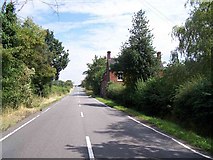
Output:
[109, 72, 117, 82]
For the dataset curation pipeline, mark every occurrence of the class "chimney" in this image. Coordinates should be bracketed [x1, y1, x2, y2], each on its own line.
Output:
[107, 51, 111, 60]
[157, 52, 161, 61]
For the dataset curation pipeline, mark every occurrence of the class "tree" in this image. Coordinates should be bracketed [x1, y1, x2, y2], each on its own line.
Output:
[172, 1, 212, 77]
[1, 1, 18, 48]
[65, 80, 73, 88]
[15, 18, 56, 96]
[1, 2, 34, 107]
[1, 1, 70, 109]
[114, 9, 158, 87]
[83, 56, 106, 95]
[45, 29, 69, 80]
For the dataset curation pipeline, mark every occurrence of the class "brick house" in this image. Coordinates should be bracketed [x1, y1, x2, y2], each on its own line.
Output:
[100, 51, 163, 97]
[100, 51, 123, 97]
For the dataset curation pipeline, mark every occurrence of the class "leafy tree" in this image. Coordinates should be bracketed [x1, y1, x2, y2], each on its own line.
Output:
[45, 29, 69, 80]
[83, 56, 106, 95]
[172, 1, 213, 77]
[1, 1, 70, 110]
[1, 1, 18, 49]
[170, 1, 213, 137]
[1, 2, 34, 107]
[114, 10, 158, 87]
[65, 80, 73, 88]
[15, 18, 56, 96]
[2, 47, 34, 108]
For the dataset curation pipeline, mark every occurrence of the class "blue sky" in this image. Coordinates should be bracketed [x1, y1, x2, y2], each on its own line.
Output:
[12, 0, 190, 84]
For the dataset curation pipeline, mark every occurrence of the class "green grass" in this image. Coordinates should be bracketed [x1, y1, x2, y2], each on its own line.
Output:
[96, 97, 213, 155]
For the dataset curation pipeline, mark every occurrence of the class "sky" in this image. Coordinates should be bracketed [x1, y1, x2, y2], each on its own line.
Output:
[12, 0, 190, 84]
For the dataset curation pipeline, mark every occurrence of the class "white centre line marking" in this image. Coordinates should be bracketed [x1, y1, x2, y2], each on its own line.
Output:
[79, 104, 81, 107]
[86, 136, 95, 159]
[0, 115, 40, 142]
[80, 112, 84, 117]
[128, 116, 212, 159]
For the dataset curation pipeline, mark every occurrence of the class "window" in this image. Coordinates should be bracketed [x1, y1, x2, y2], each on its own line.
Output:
[117, 71, 123, 82]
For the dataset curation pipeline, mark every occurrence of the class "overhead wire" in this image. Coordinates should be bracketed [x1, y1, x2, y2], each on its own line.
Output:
[142, 0, 177, 26]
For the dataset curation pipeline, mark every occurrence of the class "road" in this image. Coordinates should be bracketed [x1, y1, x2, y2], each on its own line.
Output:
[1, 87, 212, 159]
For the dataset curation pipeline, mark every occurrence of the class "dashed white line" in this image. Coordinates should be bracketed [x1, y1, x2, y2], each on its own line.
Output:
[79, 104, 81, 107]
[80, 112, 84, 117]
[128, 116, 212, 159]
[0, 115, 40, 142]
[86, 136, 95, 159]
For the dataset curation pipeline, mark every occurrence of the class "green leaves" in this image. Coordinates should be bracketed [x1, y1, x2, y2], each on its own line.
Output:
[114, 9, 157, 87]
[83, 56, 106, 95]
[45, 29, 69, 80]
[1, 2, 69, 108]
[2, 47, 34, 108]
[172, 2, 213, 62]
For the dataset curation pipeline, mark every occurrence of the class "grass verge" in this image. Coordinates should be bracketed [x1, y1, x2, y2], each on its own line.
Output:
[0, 91, 71, 132]
[96, 96, 213, 155]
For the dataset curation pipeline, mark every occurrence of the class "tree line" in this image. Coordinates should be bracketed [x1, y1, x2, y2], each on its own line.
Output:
[1, 2, 71, 109]
[83, 1, 212, 139]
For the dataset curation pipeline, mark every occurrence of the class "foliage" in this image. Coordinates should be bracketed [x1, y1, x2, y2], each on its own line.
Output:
[45, 29, 69, 80]
[114, 9, 158, 87]
[174, 76, 212, 136]
[15, 18, 56, 96]
[159, 63, 191, 106]
[64, 80, 74, 88]
[1, 2, 70, 109]
[172, 1, 212, 77]
[51, 80, 73, 95]
[106, 82, 125, 102]
[169, 1, 213, 137]
[134, 77, 171, 117]
[1, 2, 18, 48]
[2, 47, 34, 109]
[52, 80, 73, 88]
[83, 56, 106, 95]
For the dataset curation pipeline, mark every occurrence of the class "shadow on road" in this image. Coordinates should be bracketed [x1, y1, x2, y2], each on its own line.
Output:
[81, 103, 106, 108]
[64, 144, 89, 159]
[91, 119, 207, 159]
[71, 93, 87, 97]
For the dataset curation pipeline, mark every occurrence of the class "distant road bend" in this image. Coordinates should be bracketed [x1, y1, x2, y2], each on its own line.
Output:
[1, 87, 212, 159]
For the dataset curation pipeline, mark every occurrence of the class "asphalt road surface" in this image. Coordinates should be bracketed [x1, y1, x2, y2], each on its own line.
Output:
[1, 87, 212, 159]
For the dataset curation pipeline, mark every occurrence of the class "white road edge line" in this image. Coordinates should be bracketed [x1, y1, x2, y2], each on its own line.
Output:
[86, 136, 95, 159]
[93, 98, 117, 111]
[0, 114, 40, 142]
[128, 116, 212, 159]
[42, 108, 50, 114]
[93, 99, 108, 108]
[81, 112, 84, 117]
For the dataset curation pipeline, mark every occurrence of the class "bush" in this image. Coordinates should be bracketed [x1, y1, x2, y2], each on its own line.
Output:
[51, 85, 70, 96]
[174, 76, 212, 137]
[122, 86, 137, 107]
[135, 77, 172, 117]
[2, 50, 34, 109]
[106, 82, 125, 102]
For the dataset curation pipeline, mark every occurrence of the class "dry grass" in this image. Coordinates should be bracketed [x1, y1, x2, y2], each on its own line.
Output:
[0, 106, 37, 131]
[0, 93, 67, 132]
